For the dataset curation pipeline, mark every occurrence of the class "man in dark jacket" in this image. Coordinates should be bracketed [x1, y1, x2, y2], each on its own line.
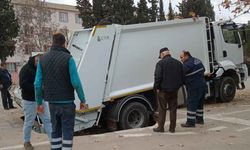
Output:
[0, 63, 16, 110]
[180, 51, 206, 127]
[35, 33, 87, 150]
[19, 55, 52, 150]
[153, 48, 184, 133]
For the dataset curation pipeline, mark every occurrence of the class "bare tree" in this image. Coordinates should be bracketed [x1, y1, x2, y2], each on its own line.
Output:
[15, 0, 58, 54]
[222, 0, 250, 19]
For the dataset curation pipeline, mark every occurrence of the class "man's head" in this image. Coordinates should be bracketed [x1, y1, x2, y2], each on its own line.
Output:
[159, 47, 170, 59]
[30, 53, 43, 67]
[0, 63, 6, 69]
[52, 32, 66, 47]
[180, 50, 191, 63]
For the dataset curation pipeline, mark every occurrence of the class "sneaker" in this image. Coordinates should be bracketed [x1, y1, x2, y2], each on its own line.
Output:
[181, 123, 195, 128]
[169, 129, 175, 133]
[4, 107, 9, 110]
[9, 106, 17, 109]
[24, 142, 34, 150]
[153, 127, 164, 132]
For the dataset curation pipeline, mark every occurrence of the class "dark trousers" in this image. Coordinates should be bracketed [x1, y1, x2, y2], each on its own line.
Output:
[157, 91, 178, 130]
[186, 86, 206, 125]
[1, 88, 13, 109]
[49, 103, 76, 150]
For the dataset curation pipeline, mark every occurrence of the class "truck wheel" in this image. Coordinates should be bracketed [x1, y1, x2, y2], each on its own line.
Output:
[219, 76, 236, 102]
[119, 102, 149, 130]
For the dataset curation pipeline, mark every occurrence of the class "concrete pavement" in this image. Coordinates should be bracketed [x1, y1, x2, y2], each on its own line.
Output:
[1, 101, 250, 150]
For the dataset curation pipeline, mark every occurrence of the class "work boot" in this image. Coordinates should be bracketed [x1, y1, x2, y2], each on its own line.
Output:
[181, 123, 195, 128]
[169, 128, 175, 133]
[153, 127, 164, 132]
[24, 142, 33, 150]
[9, 106, 17, 109]
[196, 120, 204, 125]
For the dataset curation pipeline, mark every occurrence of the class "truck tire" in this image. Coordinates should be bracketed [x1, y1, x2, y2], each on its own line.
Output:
[219, 76, 236, 102]
[119, 102, 149, 130]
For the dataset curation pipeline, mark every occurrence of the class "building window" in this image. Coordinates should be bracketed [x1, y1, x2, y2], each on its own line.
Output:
[42, 27, 52, 38]
[75, 14, 82, 24]
[59, 12, 68, 23]
[6, 63, 17, 73]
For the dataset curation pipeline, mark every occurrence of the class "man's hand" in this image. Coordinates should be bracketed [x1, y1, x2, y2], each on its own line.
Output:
[205, 72, 213, 77]
[156, 89, 160, 93]
[37, 105, 44, 114]
[80, 102, 88, 110]
[0, 84, 3, 89]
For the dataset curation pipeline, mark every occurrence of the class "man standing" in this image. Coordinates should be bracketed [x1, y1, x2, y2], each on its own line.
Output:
[180, 51, 206, 127]
[153, 48, 183, 133]
[35, 33, 87, 150]
[19, 55, 52, 150]
[0, 63, 16, 110]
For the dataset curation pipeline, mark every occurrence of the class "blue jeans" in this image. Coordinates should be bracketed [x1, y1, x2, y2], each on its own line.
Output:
[22, 100, 52, 143]
[49, 103, 75, 150]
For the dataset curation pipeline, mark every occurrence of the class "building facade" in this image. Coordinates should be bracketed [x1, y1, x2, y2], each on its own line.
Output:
[6, 0, 83, 83]
[11, 0, 83, 53]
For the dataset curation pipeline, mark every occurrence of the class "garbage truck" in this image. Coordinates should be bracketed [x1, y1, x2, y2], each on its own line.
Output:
[13, 17, 248, 132]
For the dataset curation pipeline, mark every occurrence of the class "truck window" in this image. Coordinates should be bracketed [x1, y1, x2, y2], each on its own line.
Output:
[221, 25, 240, 44]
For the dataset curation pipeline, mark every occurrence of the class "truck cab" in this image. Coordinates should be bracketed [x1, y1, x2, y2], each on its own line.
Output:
[208, 21, 248, 102]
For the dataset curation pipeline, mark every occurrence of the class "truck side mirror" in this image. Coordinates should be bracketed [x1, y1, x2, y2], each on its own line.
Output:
[242, 30, 247, 44]
[238, 43, 242, 48]
[239, 25, 247, 45]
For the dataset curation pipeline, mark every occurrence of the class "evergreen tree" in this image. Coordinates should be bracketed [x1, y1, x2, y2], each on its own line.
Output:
[137, 0, 150, 23]
[122, 0, 136, 24]
[177, 0, 215, 20]
[97, 0, 114, 25]
[93, 0, 103, 23]
[113, 0, 136, 24]
[102, 0, 114, 18]
[0, 0, 19, 62]
[168, 0, 174, 20]
[76, 0, 94, 28]
[159, 0, 166, 21]
[148, 0, 158, 22]
[205, 0, 215, 21]
[97, 0, 135, 25]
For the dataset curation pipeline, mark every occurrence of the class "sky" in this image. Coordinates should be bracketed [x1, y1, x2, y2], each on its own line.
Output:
[46, 0, 250, 24]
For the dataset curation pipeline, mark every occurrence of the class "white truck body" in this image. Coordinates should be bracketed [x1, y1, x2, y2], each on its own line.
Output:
[70, 18, 210, 109]
[67, 17, 248, 131]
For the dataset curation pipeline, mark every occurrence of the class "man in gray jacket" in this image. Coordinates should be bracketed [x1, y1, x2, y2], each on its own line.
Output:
[153, 48, 184, 133]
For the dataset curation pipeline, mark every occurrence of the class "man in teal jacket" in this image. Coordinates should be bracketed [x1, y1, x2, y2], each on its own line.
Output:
[35, 33, 87, 150]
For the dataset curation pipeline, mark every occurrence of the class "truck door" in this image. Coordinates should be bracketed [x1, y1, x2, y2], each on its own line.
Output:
[68, 29, 92, 66]
[219, 24, 244, 65]
[75, 26, 116, 109]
